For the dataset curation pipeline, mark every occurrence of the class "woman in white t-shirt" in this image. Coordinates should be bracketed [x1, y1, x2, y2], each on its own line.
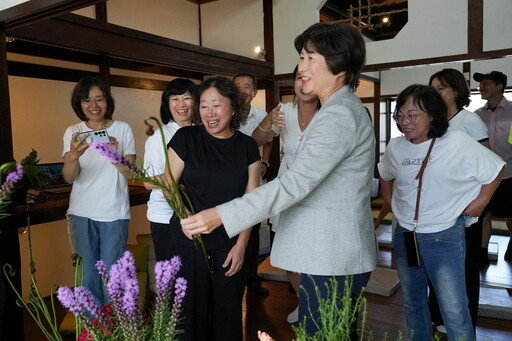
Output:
[252, 66, 319, 324]
[428, 68, 490, 333]
[143, 78, 197, 262]
[62, 76, 136, 307]
[378, 85, 504, 341]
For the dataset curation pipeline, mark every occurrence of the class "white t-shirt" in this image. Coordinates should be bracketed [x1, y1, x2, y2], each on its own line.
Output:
[448, 108, 488, 142]
[378, 131, 504, 233]
[63, 120, 136, 221]
[238, 106, 266, 137]
[143, 121, 181, 223]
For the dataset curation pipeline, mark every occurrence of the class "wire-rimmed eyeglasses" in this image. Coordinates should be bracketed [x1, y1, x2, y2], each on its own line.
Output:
[81, 97, 106, 106]
[392, 111, 425, 124]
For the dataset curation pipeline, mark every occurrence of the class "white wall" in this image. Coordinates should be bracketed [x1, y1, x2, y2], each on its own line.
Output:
[201, 0, 264, 59]
[483, 0, 512, 51]
[380, 62, 465, 96]
[107, 0, 199, 45]
[366, 0, 467, 65]
[272, 0, 325, 74]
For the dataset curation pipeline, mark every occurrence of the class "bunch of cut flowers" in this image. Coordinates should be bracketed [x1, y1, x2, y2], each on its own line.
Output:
[57, 251, 187, 341]
[0, 161, 23, 219]
[89, 117, 207, 264]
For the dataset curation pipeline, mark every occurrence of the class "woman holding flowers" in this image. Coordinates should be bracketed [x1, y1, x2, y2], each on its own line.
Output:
[62, 76, 136, 308]
[143, 78, 197, 262]
[181, 22, 378, 339]
[165, 76, 260, 340]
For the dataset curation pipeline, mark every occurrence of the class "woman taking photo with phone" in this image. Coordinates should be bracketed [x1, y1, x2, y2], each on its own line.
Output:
[62, 75, 136, 307]
[378, 84, 504, 341]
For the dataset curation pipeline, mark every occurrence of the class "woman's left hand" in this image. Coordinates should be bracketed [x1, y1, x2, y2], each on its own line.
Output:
[108, 136, 119, 149]
[223, 243, 245, 276]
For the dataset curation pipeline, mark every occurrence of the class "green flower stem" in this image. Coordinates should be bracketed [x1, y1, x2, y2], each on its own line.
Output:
[142, 116, 212, 277]
[2, 264, 63, 341]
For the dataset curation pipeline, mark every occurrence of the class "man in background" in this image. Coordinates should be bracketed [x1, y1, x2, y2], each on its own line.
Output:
[233, 72, 271, 297]
[474, 71, 512, 263]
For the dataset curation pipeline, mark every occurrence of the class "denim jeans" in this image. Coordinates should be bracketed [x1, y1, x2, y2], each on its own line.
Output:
[67, 215, 129, 308]
[394, 216, 475, 341]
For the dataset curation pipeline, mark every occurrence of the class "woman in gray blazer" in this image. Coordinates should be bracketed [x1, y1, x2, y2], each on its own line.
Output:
[181, 22, 378, 338]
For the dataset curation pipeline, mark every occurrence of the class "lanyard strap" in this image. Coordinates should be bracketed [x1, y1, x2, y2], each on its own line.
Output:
[413, 138, 436, 230]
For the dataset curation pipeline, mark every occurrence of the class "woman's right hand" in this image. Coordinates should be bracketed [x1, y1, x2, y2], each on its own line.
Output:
[270, 104, 285, 128]
[69, 132, 90, 159]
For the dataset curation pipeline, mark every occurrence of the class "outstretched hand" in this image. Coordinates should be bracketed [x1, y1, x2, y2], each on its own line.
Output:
[181, 207, 223, 239]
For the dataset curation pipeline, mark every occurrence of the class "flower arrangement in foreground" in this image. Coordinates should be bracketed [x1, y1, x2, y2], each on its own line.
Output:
[57, 250, 187, 341]
[0, 161, 23, 218]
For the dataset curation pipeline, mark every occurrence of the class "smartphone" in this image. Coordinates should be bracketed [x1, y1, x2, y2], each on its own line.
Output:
[403, 230, 421, 267]
[76, 129, 110, 145]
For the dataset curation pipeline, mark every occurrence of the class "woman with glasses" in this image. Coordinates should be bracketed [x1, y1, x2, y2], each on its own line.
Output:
[428, 68, 490, 333]
[181, 22, 378, 338]
[62, 75, 136, 307]
[378, 84, 504, 341]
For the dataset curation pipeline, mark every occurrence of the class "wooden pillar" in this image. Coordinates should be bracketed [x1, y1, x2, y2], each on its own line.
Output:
[0, 30, 24, 341]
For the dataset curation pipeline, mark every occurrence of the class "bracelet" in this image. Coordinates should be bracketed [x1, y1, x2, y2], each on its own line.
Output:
[261, 161, 270, 168]
[258, 123, 273, 132]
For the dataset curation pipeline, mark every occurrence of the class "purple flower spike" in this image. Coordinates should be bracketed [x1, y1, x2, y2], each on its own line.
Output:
[75, 286, 100, 317]
[57, 286, 83, 316]
[6, 164, 23, 183]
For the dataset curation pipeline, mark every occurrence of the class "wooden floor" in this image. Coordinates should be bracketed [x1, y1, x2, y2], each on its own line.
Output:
[25, 235, 512, 341]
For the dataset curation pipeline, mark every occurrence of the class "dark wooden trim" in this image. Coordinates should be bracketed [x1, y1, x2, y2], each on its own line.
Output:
[373, 82, 381, 177]
[6, 40, 205, 80]
[363, 48, 512, 72]
[0, 0, 105, 29]
[263, 0, 274, 64]
[468, 0, 483, 54]
[95, 2, 107, 22]
[6, 13, 274, 81]
[0, 31, 13, 164]
[7, 61, 171, 91]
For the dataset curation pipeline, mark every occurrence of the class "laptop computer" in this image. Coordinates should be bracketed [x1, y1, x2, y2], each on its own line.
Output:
[36, 162, 72, 193]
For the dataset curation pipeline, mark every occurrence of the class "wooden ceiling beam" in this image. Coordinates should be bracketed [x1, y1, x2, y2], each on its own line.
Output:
[0, 0, 105, 29]
[6, 13, 274, 81]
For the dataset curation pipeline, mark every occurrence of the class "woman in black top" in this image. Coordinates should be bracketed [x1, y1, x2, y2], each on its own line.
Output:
[165, 76, 260, 341]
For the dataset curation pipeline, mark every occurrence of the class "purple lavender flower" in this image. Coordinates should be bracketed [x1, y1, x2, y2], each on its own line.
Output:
[168, 277, 187, 336]
[95, 260, 109, 285]
[57, 286, 81, 315]
[89, 140, 138, 174]
[121, 277, 140, 316]
[6, 164, 23, 183]
[74, 286, 101, 317]
[0, 163, 23, 206]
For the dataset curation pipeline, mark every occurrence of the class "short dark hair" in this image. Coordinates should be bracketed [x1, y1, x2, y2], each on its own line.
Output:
[195, 76, 243, 130]
[71, 76, 115, 121]
[429, 69, 471, 109]
[233, 72, 257, 89]
[395, 84, 449, 139]
[160, 78, 198, 124]
[294, 22, 366, 91]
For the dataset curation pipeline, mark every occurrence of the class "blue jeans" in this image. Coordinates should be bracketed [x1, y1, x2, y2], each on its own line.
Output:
[394, 216, 475, 341]
[67, 215, 129, 308]
[298, 272, 371, 340]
